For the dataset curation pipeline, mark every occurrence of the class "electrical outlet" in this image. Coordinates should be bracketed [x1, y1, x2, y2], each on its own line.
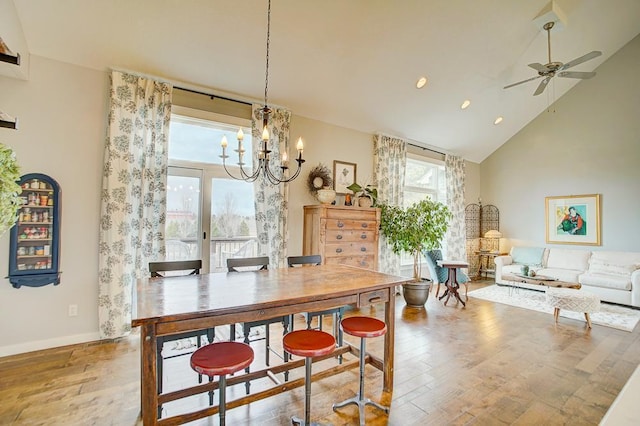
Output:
[68, 304, 78, 317]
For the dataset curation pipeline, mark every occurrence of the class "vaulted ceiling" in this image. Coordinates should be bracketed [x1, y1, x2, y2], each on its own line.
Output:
[8, 0, 640, 162]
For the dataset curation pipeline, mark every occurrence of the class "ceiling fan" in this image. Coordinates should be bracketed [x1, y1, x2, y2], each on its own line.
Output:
[504, 21, 602, 96]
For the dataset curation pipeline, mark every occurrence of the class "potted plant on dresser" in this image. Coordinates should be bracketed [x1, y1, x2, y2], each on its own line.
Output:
[379, 199, 451, 307]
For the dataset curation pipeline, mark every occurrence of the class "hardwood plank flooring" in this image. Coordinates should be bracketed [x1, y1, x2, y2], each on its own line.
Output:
[1, 280, 639, 425]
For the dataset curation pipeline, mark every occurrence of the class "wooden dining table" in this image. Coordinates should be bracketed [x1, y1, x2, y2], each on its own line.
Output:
[132, 263, 411, 425]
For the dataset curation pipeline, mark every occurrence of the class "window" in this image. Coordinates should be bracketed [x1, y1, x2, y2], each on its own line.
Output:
[166, 107, 258, 272]
[403, 155, 446, 206]
[400, 154, 447, 266]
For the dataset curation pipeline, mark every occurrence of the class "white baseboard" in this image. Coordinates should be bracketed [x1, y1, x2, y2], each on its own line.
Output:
[0, 332, 101, 357]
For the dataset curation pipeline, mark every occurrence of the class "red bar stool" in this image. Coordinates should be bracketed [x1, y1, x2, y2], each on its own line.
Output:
[333, 316, 389, 425]
[190, 341, 254, 426]
[283, 329, 336, 426]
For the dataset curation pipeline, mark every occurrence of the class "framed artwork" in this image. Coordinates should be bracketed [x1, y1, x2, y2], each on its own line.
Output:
[545, 194, 601, 245]
[333, 160, 357, 194]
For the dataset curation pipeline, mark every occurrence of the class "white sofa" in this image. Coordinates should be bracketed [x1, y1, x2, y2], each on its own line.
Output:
[494, 247, 640, 308]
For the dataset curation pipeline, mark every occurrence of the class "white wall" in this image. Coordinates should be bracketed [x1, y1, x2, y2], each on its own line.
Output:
[0, 55, 108, 355]
[480, 34, 640, 252]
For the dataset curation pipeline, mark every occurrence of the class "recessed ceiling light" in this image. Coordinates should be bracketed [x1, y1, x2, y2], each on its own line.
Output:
[416, 77, 428, 89]
[494, 116, 503, 125]
[461, 99, 471, 109]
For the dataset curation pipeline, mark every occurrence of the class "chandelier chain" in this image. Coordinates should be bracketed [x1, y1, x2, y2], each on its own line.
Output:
[264, 0, 271, 107]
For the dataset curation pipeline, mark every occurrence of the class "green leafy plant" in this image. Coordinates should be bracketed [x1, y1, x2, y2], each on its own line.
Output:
[346, 182, 378, 206]
[379, 199, 451, 281]
[0, 143, 21, 237]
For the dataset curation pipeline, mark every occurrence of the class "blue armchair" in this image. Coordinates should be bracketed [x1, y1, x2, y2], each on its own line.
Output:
[424, 249, 470, 300]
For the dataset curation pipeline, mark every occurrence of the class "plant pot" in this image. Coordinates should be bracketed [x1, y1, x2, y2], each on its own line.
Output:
[402, 279, 431, 308]
[358, 196, 373, 208]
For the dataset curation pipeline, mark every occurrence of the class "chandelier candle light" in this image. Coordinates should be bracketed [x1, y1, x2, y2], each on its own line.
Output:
[219, 0, 305, 185]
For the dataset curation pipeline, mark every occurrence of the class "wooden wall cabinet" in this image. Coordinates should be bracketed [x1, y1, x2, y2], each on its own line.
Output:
[303, 205, 380, 271]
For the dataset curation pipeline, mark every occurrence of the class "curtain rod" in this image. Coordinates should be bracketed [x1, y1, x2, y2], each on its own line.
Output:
[407, 142, 445, 156]
[174, 86, 253, 107]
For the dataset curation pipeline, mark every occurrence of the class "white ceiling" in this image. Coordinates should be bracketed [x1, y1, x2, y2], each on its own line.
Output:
[9, 0, 640, 162]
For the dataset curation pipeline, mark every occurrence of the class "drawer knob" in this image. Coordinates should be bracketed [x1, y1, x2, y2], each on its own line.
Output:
[360, 234, 367, 239]
[336, 248, 343, 253]
[337, 221, 344, 228]
[360, 260, 368, 266]
[336, 234, 343, 240]
[361, 223, 368, 228]
[360, 247, 367, 252]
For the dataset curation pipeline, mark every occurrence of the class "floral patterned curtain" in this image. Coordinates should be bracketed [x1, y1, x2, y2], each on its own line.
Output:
[373, 133, 407, 276]
[98, 71, 172, 339]
[251, 104, 291, 268]
[445, 154, 466, 261]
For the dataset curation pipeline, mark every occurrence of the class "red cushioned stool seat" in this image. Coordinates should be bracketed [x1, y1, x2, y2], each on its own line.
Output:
[190, 341, 254, 426]
[333, 316, 389, 426]
[283, 329, 335, 426]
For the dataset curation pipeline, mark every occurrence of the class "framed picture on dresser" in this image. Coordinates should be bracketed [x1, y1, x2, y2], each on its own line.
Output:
[333, 160, 356, 195]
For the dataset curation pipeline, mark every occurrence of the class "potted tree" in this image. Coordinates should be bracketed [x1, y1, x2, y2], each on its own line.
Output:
[379, 199, 451, 307]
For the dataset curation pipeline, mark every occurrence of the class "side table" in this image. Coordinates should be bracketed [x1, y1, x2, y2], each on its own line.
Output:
[437, 260, 469, 307]
[475, 251, 507, 279]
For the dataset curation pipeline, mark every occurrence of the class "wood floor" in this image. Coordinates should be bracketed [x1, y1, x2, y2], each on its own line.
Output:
[2, 280, 639, 425]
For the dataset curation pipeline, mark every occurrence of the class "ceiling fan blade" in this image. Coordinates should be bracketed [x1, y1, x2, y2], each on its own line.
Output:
[557, 71, 596, 79]
[560, 51, 602, 70]
[503, 74, 543, 89]
[528, 63, 547, 72]
[533, 76, 551, 96]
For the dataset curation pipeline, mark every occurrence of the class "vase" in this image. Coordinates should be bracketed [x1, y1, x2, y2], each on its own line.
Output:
[316, 188, 336, 204]
[358, 196, 372, 208]
[402, 279, 431, 308]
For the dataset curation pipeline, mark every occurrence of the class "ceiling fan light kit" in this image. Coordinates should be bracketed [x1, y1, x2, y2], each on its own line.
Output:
[504, 17, 602, 96]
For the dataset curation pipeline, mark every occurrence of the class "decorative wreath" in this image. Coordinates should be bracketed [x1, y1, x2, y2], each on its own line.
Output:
[306, 163, 333, 196]
[0, 143, 22, 237]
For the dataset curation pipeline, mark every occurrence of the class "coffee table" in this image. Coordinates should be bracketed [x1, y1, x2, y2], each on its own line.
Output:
[502, 273, 581, 290]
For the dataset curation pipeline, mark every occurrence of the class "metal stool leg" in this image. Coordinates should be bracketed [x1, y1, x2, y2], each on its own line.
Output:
[292, 356, 329, 426]
[218, 374, 228, 426]
[332, 336, 389, 426]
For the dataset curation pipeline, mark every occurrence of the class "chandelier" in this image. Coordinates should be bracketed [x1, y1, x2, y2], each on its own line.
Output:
[220, 0, 305, 184]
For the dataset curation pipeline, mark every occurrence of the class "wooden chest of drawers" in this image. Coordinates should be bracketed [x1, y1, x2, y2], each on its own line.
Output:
[302, 205, 380, 271]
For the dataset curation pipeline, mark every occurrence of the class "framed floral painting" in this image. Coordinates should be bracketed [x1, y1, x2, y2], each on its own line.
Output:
[545, 194, 601, 245]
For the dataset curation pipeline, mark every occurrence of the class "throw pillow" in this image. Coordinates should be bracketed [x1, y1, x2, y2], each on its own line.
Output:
[510, 247, 545, 266]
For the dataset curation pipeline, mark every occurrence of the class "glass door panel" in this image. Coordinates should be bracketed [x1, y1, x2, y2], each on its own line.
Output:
[166, 168, 203, 265]
[209, 178, 257, 272]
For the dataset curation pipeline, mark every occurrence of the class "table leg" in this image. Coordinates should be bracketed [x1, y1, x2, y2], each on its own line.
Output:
[383, 291, 395, 392]
[445, 268, 466, 307]
[141, 323, 159, 425]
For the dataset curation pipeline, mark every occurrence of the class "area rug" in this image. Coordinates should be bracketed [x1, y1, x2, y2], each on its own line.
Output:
[468, 285, 640, 332]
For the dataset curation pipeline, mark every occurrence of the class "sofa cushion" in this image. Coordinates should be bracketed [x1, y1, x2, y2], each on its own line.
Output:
[547, 248, 591, 271]
[579, 273, 632, 291]
[537, 268, 582, 283]
[510, 247, 545, 266]
[588, 251, 640, 277]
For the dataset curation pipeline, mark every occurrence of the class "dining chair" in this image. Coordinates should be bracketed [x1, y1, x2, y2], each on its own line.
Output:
[424, 249, 469, 300]
[148, 259, 215, 417]
[287, 255, 344, 351]
[226, 256, 291, 393]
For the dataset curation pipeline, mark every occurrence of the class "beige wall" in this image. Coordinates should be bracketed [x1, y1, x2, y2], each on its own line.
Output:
[288, 115, 375, 256]
[480, 34, 640, 252]
[0, 56, 107, 355]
